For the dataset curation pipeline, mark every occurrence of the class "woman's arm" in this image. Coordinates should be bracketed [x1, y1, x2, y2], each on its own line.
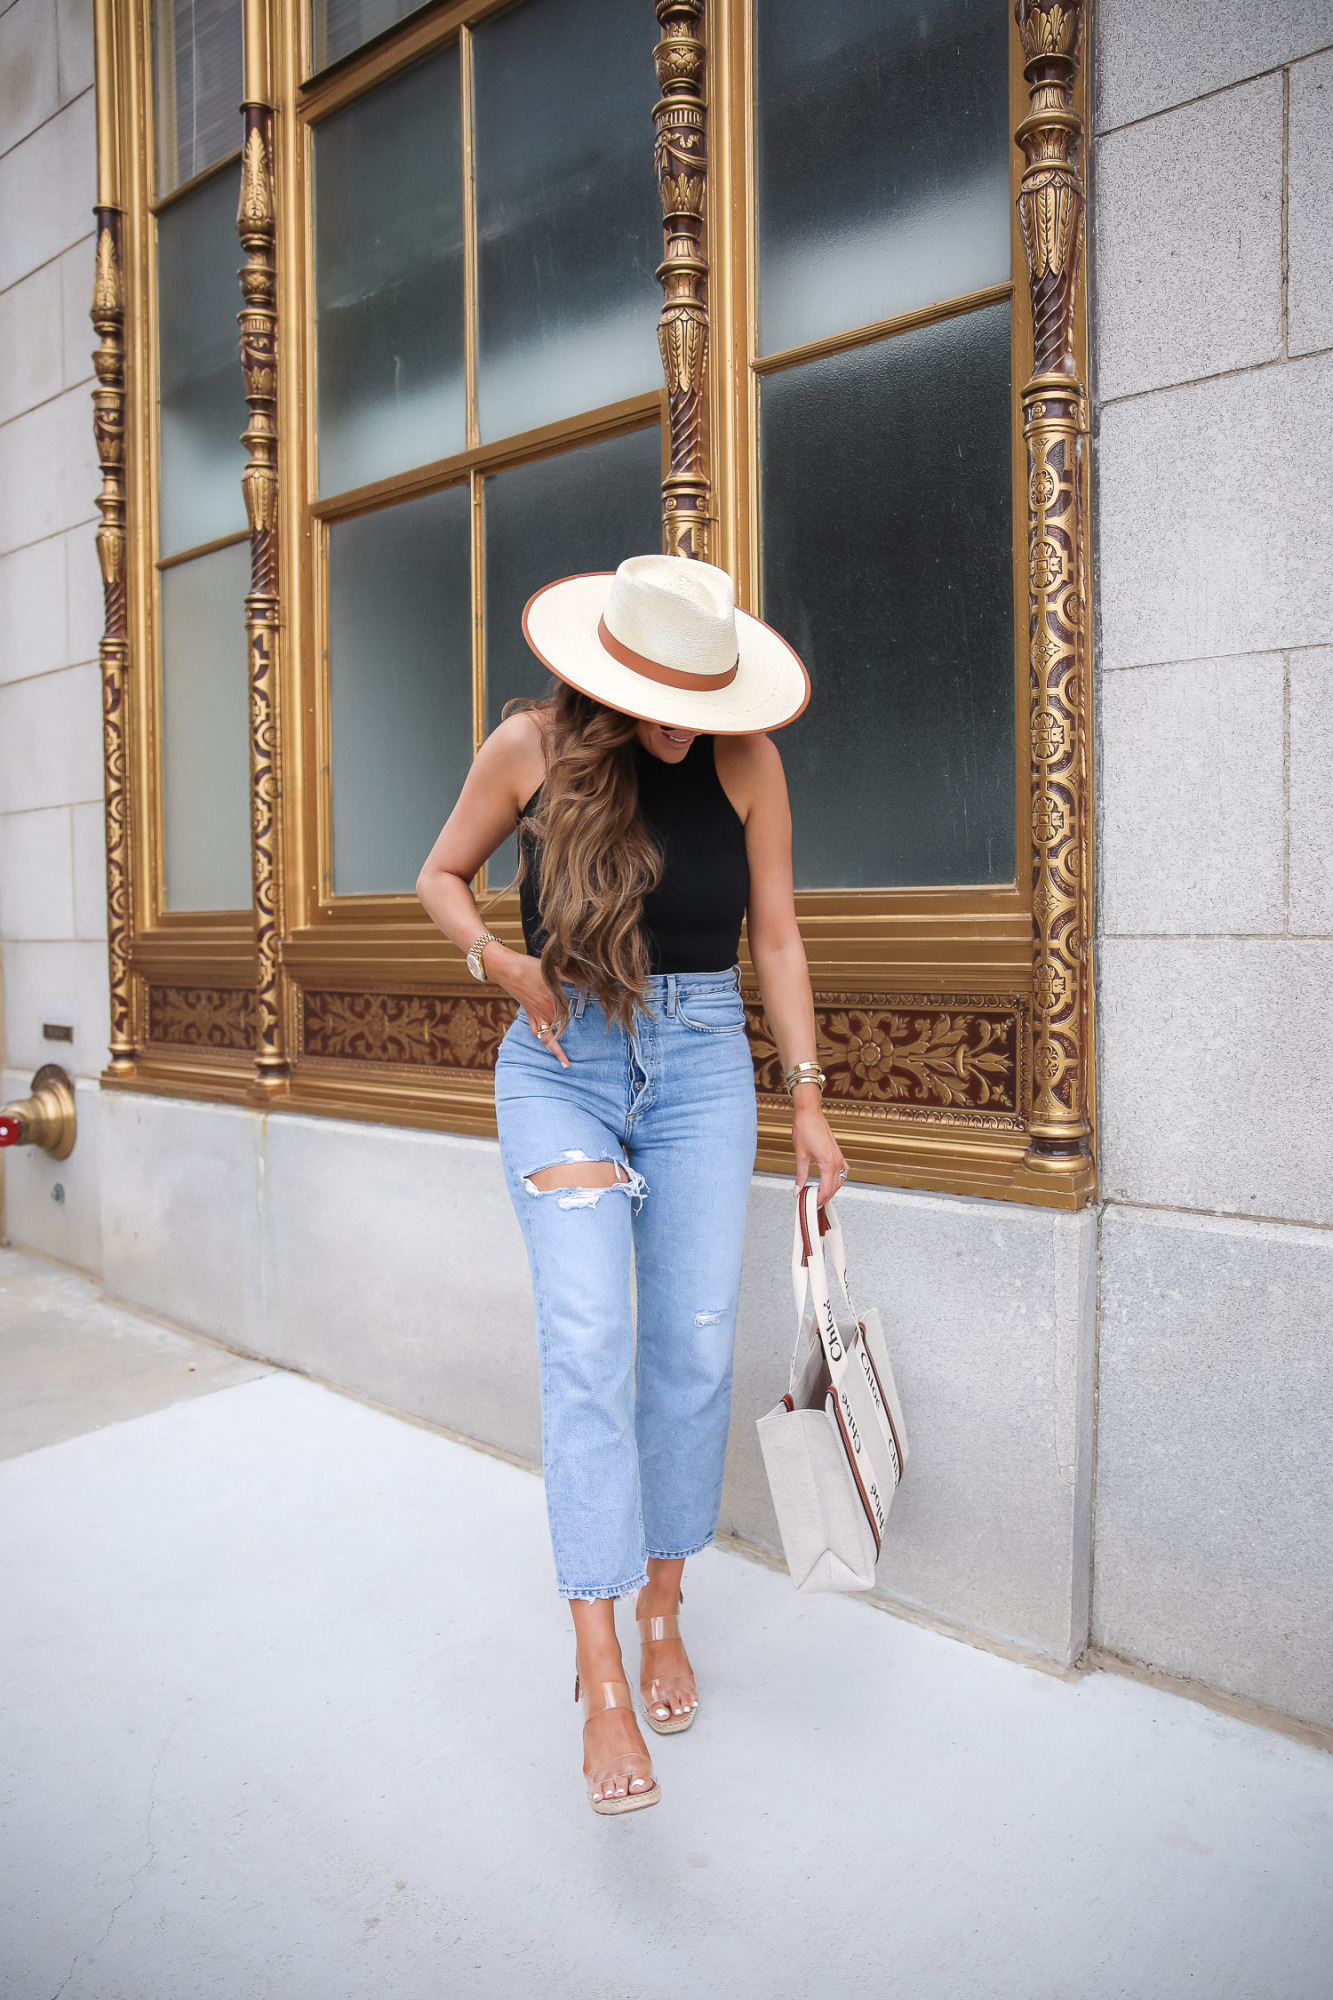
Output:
[719, 734, 848, 1205]
[416, 712, 571, 1067]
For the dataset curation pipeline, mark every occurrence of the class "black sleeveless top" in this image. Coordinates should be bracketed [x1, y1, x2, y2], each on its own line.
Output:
[518, 736, 749, 974]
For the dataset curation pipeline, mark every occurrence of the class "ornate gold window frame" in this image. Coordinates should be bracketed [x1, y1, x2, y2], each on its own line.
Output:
[92, 0, 257, 1100]
[93, 0, 1095, 1212]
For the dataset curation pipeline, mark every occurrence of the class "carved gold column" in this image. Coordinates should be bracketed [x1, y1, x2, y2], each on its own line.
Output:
[92, 0, 135, 1077]
[239, 0, 286, 1094]
[653, 0, 710, 559]
[1015, 0, 1092, 1185]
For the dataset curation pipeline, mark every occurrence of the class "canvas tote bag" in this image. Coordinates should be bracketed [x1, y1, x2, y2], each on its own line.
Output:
[756, 1184, 909, 1593]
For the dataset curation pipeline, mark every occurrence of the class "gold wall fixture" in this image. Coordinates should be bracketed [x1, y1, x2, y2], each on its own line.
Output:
[653, 0, 710, 558]
[1014, 0, 1093, 1191]
[0, 1066, 79, 1161]
[239, 1, 287, 1096]
[92, 0, 136, 1078]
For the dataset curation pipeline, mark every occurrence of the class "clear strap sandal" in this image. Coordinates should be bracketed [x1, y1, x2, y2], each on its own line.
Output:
[574, 1672, 661, 1816]
[637, 1594, 698, 1735]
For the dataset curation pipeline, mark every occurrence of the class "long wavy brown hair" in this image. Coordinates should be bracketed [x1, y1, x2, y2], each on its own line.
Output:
[500, 681, 662, 1029]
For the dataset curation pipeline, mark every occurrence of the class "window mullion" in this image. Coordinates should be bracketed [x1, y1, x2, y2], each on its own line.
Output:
[460, 24, 479, 454]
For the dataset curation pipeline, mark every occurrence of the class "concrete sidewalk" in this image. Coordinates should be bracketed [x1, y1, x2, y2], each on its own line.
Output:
[1, 1249, 1330, 2000]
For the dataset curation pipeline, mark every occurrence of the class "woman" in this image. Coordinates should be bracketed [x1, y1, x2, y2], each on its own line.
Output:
[417, 553, 846, 1816]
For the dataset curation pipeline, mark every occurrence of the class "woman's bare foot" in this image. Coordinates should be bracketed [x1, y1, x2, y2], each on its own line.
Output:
[637, 1557, 697, 1724]
[570, 1598, 655, 1804]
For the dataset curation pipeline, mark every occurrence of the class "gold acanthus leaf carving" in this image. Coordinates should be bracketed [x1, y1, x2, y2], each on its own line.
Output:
[1018, 173, 1081, 283]
[658, 312, 706, 396]
[95, 525, 124, 586]
[92, 227, 121, 315]
[659, 172, 704, 216]
[242, 467, 278, 533]
[1016, 0, 1078, 60]
[654, 37, 703, 86]
[238, 127, 272, 230]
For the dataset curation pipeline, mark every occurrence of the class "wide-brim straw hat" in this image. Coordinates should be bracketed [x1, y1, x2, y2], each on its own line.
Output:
[522, 554, 810, 735]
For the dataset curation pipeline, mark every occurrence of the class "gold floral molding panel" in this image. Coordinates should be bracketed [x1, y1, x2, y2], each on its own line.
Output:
[748, 996, 1027, 1130]
[301, 990, 520, 1072]
[147, 986, 258, 1051]
[298, 987, 1026, 1128]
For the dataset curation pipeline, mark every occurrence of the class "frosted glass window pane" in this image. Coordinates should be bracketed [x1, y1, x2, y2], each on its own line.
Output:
[160, 541, 252, 911]
[157, 168, 249, 558]
[328, 485, 473, 895]
[473, 0, 661, 442]
[756, 0, 1010, 356]
[483, 423, 662, 880]
[314, 47, 465, 498]
[153, 0, 243, 196]
[760, 303, 1014, 889]
[311, 0, 427, 72]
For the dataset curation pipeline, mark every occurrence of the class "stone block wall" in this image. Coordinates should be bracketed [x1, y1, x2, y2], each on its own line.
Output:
[0, 0, 107, 1274]
[1091, 2, 1333, 1729]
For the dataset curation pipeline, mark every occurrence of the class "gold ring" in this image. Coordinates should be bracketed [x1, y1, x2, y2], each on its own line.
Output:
[536, 1022, 554, 1037]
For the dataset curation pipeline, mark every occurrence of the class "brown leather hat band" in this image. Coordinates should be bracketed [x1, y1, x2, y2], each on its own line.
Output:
[597, 616, 739, 691]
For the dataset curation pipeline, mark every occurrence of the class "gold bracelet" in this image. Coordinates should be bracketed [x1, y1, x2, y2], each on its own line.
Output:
[784, 1062, 825, 1095]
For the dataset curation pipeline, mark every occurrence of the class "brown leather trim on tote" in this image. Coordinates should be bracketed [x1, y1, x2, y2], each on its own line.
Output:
[826, 1386, 883, 1558]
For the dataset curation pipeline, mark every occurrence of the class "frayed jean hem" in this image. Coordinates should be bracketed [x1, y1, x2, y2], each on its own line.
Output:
[559, 1569, 649, 1603]
[644, 1532, 715, 1562]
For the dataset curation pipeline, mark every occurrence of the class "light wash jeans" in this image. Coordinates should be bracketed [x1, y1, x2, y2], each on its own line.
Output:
[494, 968, 758, 1600]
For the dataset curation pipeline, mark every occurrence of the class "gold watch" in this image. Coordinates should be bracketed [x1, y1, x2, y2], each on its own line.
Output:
[466, 931, 502, 982]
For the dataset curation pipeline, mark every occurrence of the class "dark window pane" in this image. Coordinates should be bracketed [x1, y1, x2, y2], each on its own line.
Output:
[153, 0, 242, 196]
[328, 485, 473, 894]
[311, 0, 428, 72]
[760, 302, 1015, 889]
[473, 0, 661, 442]
[483, 423, 663, 878]
[756, 0, 1010, 355]
[314, 47, 465, 496]
[157, 167, 248, 557]
[160, 541, 252, 910]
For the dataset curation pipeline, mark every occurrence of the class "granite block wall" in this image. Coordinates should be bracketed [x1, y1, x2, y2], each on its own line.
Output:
[0, 0, 106, 1273]
[1091, 4, 1333, 1728]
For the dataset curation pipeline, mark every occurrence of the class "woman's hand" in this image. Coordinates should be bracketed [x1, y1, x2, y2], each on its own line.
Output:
[485, 943, 570, 1069]
[792, 1086, 847, 1209]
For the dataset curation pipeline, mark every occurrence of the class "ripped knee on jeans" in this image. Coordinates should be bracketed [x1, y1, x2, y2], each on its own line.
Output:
[522, 1151, 647, 1210]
